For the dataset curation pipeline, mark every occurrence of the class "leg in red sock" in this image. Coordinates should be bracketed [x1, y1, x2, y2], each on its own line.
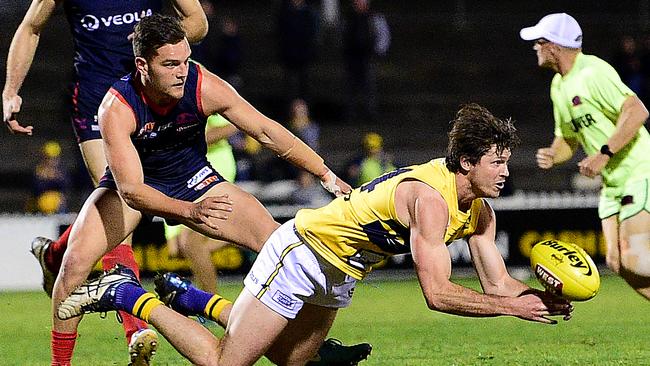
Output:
[51, 330, 77, 366]
[45, 224, 72, 273]
[101, 244, 149, 342]
[30, 225, 72, 297]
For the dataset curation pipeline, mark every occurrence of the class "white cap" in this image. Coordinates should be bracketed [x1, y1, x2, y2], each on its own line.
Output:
[520, 13, 582, 48]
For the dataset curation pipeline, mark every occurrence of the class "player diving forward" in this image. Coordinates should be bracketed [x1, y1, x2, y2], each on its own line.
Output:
[44, 12, 370, 366]
[59, 102, 573, 365]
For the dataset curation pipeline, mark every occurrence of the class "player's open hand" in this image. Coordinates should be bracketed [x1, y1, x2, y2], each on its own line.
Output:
[535, 147, 555, 169]
[190, 194, 233, 230]
[320, 170, 352, 197]
[2, 94, 33, 135]
[513, 292, 573, 324]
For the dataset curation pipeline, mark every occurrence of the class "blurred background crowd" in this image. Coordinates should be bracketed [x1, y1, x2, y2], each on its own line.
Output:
[2, 0, 650, 215]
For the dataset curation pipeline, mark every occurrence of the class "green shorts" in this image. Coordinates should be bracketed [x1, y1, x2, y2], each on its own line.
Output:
[164, 222, 184, 240]
[599, 178, 650, 220]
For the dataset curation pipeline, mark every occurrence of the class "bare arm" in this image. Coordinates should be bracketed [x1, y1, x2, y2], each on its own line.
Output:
[577, 95, 649, 178]
[206, 123, 238, 145]
[468, 201, 529, 297]
[169, 0, 208, 43]
[536, 135, 577, 169]
[99, 91, 230, 230]
[199, 68, 351, 195]
[395, 181, 569, 323]
[2, 0, 59, 134]
[607, 95, 649, 154]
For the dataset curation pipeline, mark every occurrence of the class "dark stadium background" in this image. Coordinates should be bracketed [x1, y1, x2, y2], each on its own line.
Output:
[1, 0, 646, 273]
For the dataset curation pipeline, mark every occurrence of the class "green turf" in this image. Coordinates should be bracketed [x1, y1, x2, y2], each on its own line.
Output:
[1, 274, 647, 365]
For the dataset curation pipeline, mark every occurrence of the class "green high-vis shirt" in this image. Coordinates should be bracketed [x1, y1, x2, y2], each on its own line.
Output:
[206, 114, 236, 183]
[551, 52, 650, 187]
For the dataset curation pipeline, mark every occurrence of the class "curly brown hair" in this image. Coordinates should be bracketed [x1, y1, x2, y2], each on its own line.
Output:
[445, 103, 520, 172]
[132, 14, 186, 60]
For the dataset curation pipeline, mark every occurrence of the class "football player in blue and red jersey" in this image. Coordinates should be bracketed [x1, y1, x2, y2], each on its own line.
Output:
[3, 1, 208, 365]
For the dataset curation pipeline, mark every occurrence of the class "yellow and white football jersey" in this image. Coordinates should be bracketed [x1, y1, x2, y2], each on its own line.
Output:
[295, 158, 483, 279]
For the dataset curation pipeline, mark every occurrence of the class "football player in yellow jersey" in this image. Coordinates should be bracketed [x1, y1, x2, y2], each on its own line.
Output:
[59, 104, 572, 365]
[521, 13, 650, 300]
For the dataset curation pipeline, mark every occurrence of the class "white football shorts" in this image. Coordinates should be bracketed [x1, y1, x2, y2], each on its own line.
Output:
[243, 219, 357, 319]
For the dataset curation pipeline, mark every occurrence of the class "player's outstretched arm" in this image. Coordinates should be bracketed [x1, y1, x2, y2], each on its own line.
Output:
[199, 68, 351, 196]
[98, 90, 232, 230]
[2, 0, 59, 135]
[169, 0, 208, 43]
[397, 181, 571, 324]
[468, 201, 530, 297]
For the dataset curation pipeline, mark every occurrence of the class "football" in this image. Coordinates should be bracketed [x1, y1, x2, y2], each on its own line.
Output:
[530, 240, 600, 301]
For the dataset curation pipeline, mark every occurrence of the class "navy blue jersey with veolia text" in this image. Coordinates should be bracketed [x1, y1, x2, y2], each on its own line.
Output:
[63, 0, 163, 141]
[64, 0, 163, 84]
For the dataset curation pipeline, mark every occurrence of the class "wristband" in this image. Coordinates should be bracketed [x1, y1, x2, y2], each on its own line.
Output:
[600, 144, 614, 158]
[320, 170, 342, 196]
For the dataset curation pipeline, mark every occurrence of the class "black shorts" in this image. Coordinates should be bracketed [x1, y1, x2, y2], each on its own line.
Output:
[70, 80, 111, 143]
[98, 164, 227, 225]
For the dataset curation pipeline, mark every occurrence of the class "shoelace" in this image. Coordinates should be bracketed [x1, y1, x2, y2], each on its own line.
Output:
[325, 338, 343, 346]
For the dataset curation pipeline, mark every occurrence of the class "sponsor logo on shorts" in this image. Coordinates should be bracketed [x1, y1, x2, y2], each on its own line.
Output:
[80, 9, 153, 32]
[194, 175, 219, 191]
[73, 117, 90, 130]
[187, 166, 213, 188]
[248, 272, 259, 284]
[622, 195, 634, 205]
[272, 290, 297, 310]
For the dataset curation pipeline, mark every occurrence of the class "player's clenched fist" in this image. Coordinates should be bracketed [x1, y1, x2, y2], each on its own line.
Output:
[536, 147, 555, 169]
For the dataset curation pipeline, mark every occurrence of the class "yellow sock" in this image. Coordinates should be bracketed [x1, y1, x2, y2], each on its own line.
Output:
[133, 293, 164, 323]
[204, 295, 232, 322]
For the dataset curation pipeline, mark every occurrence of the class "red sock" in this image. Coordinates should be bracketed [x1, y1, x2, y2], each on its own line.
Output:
[51, 330, 77, 366]
[45, 225, 72, 273]
[102, 244, 149, 343]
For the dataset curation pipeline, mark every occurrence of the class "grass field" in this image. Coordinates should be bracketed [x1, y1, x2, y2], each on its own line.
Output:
[1, 272, 648, 365]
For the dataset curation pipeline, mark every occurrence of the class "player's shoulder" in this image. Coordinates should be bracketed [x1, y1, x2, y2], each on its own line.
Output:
[401, 181, 449, 219]
[551, 73, 563, 88]
[108, 74, 137, 99]
[579, 53, 617, 75]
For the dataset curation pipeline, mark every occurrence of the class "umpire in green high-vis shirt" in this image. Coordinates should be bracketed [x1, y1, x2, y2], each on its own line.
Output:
[521, 13, 650, 300]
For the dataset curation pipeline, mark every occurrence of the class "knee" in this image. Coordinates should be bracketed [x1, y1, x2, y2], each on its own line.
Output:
[59, 250, 94, 285]
[197, 355, 219, 366]
[620, 253, 650, 278]
[620, 234, 650, 278]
